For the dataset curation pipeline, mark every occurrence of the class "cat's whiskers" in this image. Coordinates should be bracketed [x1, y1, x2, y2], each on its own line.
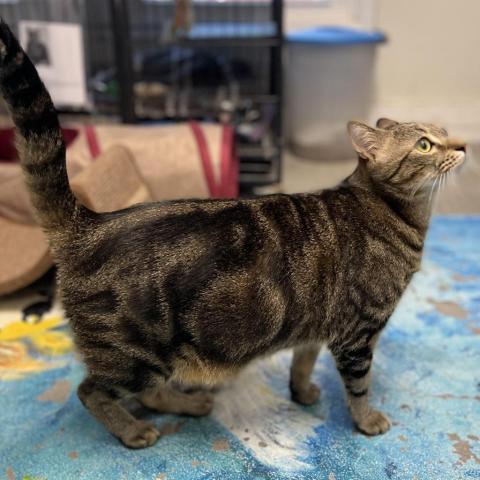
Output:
[410, 173, 435, 200]
[439, 171, 451, 194]
[444, 171, 450, 190]
[466, 156, 480, 174]
[428, 176, 440, 206]
[408, 170, 436, 201]
[440, 173, 446, 192]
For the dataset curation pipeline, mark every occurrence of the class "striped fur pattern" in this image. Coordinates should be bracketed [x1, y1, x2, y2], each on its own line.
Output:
[0, 21, 466, 448]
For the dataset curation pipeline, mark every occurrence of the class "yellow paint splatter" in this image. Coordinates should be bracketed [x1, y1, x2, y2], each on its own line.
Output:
[0, 314, 71, 380]
[0, 341, 51, 380]
[0, 316, 64, 341]
[30, 331, 72, 355]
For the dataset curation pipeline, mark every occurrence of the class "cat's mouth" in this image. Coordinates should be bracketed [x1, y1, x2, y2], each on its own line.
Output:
[438, 150, 466, 174]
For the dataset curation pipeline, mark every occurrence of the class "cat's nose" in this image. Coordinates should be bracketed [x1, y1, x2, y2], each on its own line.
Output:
[453, 143, 467, 166]
[449, 139, 467, 155]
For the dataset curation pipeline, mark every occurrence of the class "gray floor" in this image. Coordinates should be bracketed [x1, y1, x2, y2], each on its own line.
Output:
[259, 146, 480, 214]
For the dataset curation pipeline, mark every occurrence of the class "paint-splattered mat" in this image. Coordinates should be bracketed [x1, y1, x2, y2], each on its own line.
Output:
[0, 216, 479, 480]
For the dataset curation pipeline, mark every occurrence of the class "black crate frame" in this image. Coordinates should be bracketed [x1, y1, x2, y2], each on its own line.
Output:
[109, 0, 284, 188]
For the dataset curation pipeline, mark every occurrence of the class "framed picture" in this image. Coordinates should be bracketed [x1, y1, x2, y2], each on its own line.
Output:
[19, 21, 89, 110]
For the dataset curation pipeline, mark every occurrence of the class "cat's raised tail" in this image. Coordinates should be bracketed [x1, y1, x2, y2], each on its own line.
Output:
[0, 19, 89, 233]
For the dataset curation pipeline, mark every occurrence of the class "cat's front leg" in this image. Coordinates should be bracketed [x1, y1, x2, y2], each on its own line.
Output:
[289, 344, 321, 406]
[331, 337, 391, 436]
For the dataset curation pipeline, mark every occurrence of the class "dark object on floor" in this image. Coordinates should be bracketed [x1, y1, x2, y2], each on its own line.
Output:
[20, 268, 56, 322]
[22, 299, 53, 323]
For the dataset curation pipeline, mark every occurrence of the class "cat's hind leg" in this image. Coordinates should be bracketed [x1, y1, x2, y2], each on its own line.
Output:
[77, 377, 160, 449]
[290, 344, 321, 406]
[138, 383, 214, 417]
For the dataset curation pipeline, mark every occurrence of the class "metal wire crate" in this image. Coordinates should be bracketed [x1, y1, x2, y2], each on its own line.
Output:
[0, 0, 284, 188]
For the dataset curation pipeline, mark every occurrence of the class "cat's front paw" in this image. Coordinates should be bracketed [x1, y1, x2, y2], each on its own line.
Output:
[355, 409, 391, 436]
[120, 420, 160, 449]
[290, 382, 321, 406]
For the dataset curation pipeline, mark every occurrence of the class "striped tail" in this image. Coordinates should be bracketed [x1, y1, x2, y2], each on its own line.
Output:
[0, 19, 88, 233]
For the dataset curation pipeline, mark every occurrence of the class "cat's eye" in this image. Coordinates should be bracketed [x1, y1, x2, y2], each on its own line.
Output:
[416, 138, 432, 153]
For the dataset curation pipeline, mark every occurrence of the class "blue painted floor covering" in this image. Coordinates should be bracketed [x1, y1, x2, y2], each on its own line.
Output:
[0, 216, 479, 480]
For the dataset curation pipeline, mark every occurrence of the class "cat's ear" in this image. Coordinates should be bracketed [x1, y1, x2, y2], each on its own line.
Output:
[347, 121, 380, 161]
[376, 117, 398, 129]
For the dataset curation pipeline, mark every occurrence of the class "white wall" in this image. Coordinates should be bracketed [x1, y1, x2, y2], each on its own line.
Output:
[285, 0, 374, 32]
[373, 0, 480, 137]
[285, 0, 480, 137]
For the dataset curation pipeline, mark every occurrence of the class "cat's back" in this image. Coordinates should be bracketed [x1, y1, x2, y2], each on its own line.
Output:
[62, 192, 332, 272]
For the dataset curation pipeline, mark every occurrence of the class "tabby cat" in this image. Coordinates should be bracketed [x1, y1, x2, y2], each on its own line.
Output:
[0, 21, 466, 448]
